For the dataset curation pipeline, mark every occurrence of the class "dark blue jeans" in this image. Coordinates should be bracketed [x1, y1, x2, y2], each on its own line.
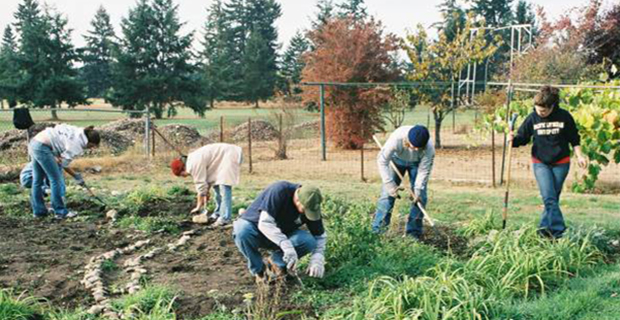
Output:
[29, 141, 68, 217]
[372, 158, 427, 238]
[232, 218, 317, 275]
[533, 162, 570, 238]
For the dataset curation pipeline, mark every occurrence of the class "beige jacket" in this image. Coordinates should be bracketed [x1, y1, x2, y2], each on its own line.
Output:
[186, 143, 243, 195]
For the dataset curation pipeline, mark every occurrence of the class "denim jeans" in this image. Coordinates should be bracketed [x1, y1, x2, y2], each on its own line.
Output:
[372, 158, 427, 238]
[533, 162, 570, 238]
[20, 162, 65, 196]
[233, 218, 317, 275]
[212, 185, 232, 221]
[29, 141, 68, 217]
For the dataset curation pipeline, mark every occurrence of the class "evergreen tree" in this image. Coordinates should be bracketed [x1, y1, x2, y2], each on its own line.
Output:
[242, 30, 274, 107]
[0, 26, 19, 108]
[81, 6, 116, 98]
[514, 0, 538, 36]
[312, 0, 335, 29]
[280, 30, 309, 95]
[110, 0, 206, 119]
[202, 0, 227, 107]
[437, 0, 466, 42]
[337, 0, 367, 21]
[471, 0, 514, 27]
[13, 0, 86, 119]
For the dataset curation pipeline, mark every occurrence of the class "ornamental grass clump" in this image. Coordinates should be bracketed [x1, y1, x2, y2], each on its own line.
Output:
[465, 227, 603, 299]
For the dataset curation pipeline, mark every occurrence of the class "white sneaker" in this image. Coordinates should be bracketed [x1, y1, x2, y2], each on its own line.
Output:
[212, 217, 230, 227]
[55, 211, 78, 220]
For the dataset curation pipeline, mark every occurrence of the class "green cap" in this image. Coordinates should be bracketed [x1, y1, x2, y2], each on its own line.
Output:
[298, 185, 322, 221]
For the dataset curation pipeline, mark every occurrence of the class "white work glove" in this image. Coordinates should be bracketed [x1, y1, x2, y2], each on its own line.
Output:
[74, 173, 85, 186]
[280, 240, 298, 271]
[306, 253, 325, 278]
[386, 183, 403, 199]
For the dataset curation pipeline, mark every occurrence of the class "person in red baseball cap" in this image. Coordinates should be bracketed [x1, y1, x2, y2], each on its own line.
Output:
[171, 143, 243, 227]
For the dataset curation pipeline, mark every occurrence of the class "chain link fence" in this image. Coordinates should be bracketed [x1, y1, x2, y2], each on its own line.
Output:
[1, 90, 619, 191]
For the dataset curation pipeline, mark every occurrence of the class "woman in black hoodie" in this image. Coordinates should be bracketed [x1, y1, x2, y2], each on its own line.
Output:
[509, 86, 587, 238]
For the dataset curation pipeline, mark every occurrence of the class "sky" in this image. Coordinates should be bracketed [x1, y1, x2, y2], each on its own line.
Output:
[0, 0, 610, 52]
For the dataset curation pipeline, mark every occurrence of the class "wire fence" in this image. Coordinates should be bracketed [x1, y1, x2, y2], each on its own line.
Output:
[1, 83, 619, 191]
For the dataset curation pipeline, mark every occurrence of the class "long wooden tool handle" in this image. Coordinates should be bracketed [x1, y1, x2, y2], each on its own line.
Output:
[502, 114, 518, 229]
[151, 124, 186, 157]
[372, 135, 435, 227]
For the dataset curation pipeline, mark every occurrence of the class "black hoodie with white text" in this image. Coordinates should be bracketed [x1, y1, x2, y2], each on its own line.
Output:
[512, 107, 581, 165]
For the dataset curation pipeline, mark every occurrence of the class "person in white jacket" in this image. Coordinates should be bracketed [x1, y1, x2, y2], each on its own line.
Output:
[170, 143, 243, 227]
[29, 124, 100, 219]
[373, 125, 434, 239]
[233, 181, 326, 284]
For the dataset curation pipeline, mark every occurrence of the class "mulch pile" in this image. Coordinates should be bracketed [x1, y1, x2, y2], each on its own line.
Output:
[229, 119, 279, 142]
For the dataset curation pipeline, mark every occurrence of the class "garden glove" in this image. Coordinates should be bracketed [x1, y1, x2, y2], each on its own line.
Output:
[306, 253, 325, 278]
[74, 173, 86, 186]
[280, 240, 298, 271]
[386, 183, 404, 199]
[410, 192, 421, 204]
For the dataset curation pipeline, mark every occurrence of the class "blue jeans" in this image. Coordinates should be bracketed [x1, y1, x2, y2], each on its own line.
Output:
[29, 141, 68, 217]
[213, 185, 232, 221]
[533, 162, 570, 238]
[20, 162, 64, 196]
[232, 218, 317, 275]
[372, 158, 427, 238]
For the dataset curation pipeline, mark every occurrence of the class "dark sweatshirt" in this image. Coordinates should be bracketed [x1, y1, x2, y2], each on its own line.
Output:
[512, 107, 581, 165]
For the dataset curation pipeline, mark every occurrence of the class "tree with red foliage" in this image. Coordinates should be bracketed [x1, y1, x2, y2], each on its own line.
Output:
[584, 2, 620, 77]
[301, 17, 399, 149]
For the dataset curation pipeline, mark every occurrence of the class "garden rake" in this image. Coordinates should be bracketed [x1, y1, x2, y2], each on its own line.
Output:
[372, 135, 439, 237]
[82, 181, 110, 208]
[502, 113, 519, 229]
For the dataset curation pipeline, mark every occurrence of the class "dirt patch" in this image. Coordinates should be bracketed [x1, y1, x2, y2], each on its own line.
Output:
[421, 225, 469, 256]
[144, 226, 255, 319]
[0, 216, 132, 309]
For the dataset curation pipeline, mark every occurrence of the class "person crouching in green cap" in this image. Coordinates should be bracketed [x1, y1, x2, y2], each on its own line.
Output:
[233, 181, 326, 284]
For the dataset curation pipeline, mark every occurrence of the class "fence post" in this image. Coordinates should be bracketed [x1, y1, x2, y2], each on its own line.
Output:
[151, 123, 155, 158]
[500, 82, 513, 185]
[248, 117, 253, 173]
[451, 79, 456, 133]
[492, 127, 496, 188]
[220, 116, 224, 143]
[145, 108, 151, 158]
[320, 84, 326, 161]
[360, 143, 365, 182]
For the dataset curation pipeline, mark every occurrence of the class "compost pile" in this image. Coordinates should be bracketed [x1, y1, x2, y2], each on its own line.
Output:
[0, 122, 57, 151]
[157, 124, 211, 148]
[229, 119, 279, 142]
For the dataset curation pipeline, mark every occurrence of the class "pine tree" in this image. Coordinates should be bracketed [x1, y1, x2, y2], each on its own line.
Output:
[280, 31, 310, 95]
[202, 0, 227, 107]
[337, 0, 367, 21]
[0, 26, 19, 108]
[242, 30, 274, 107]
[81, 6, 116, 98]
[437, 0, 466, 42]
[312, 0, 335, 29]
[471, 0, 514, 27]
[13, 0, 85, 118]
[111, 0, 206, 119]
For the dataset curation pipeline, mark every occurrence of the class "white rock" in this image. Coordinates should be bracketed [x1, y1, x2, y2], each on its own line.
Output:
[135, 240, 150, 248]
[183, 230, 197, 236]
[93, 292, 106, 302]
[111, 190, 121, 196]
[611, 240, 620, 246]
[87, 305, 105, 315]
[106, 210, 118, 220]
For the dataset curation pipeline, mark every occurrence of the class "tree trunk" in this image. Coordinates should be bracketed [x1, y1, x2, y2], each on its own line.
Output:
[153, 104, 163, 119]
[434, 116, 442, 149]
[254, 100, 259, 108]
[51, 104, 59, 120]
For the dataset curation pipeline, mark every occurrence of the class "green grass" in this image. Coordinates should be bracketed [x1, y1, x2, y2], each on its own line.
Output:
[0, 289, 41, 320]
[111, 285, 177, 319]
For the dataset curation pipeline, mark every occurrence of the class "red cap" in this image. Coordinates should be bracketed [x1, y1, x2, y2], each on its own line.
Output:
[170, 158, 185, 176]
